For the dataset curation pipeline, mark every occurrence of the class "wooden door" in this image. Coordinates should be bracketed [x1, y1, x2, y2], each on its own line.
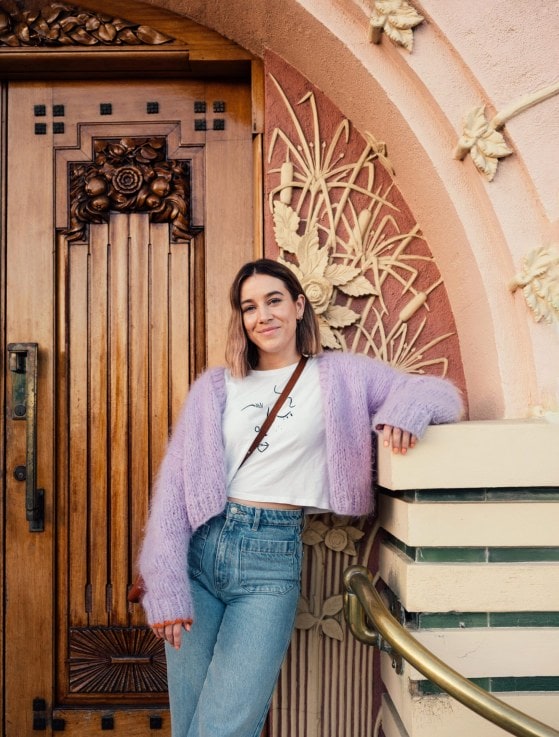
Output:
[3, 78, 253, 735]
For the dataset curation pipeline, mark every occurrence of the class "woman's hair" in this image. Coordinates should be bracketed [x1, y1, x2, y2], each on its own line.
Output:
[225, 258, 322, 377]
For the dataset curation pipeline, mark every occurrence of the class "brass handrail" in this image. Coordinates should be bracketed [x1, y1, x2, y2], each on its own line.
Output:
[343, 565, 559, 737]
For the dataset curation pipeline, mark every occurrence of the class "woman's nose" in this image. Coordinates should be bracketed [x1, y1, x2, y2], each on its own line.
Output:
[257, 304, 272, 322]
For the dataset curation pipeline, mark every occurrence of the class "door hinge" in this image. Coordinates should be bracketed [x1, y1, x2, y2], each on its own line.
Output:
[32, 698, 66, 731]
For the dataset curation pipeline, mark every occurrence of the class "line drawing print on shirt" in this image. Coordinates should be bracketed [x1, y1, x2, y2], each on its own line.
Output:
[242, 386, 297, 453]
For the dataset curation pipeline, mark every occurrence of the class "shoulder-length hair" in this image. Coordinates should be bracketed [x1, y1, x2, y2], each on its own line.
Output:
[225, 258, 322, 377]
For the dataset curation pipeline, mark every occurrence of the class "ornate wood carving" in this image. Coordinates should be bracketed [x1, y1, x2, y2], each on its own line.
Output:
[0, 2, 173, 47]
[69, 627, 166, 693]
[66, 136, 194, 242]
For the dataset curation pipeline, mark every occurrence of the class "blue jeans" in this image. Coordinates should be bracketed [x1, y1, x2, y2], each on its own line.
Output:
[165, 501, 304, 737]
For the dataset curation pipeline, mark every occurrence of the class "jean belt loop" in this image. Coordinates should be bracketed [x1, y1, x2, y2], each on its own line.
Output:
[252, 507, 261, 531]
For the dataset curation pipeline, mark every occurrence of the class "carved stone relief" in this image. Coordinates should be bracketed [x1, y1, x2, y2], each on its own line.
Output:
[65, 136, 194, 243]
[0, 2, 173, 47]
[510, 246, 559, 324]
[268, 73, 456, 376]
[454, 82, 559, 180]
[368, 0, 424, 52]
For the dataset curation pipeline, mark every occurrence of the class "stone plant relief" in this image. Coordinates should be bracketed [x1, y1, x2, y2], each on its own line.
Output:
[510, 246, 559, 325]
[368, 0, 424, 51]
[268, 74, 453, 375]
[454, 82, 559, 180]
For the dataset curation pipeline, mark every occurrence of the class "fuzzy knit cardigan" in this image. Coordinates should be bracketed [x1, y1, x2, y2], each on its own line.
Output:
[138, 350, 462, 626]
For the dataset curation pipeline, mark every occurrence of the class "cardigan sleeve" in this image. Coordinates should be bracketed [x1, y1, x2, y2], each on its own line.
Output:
[138, 401, 194, 626]
[365, 356, 463, 437]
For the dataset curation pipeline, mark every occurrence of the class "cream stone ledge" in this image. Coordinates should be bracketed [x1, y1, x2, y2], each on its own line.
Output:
[378, 496, 559, 547]
[379, 542, 559, 612]
[377, 420, 559, 490]
[407, 629, 559, 680]
[381, 669, 559, 737]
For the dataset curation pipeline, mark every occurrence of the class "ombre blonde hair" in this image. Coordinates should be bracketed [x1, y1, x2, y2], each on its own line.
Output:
[225, 259, 322, 377]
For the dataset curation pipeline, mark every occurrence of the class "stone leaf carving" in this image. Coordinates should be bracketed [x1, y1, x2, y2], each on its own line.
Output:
[0, 2, 173, 47]
[454, 83, 559, 180]
[369, 0, 424, 52]
[295, 595, 344, 641]
[510, 246, 559, 324]
[66, 136, 193, 243]
[454, 105, 513, 181]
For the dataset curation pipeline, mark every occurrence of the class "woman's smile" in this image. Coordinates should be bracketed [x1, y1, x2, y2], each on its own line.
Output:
[240, 273, 305, 369]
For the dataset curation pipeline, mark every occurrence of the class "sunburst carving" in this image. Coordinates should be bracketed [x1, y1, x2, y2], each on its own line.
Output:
[0, 2, 173, 47]
[69, 627, 166, 693]
[65, 136, 194, 243]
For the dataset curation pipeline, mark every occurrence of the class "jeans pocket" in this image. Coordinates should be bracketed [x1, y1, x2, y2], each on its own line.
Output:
[240, 536, 301, 594]
[188, 523, 210, 579]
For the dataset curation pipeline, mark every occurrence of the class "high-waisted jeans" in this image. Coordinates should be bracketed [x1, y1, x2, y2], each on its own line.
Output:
[165, 501, 304, 737]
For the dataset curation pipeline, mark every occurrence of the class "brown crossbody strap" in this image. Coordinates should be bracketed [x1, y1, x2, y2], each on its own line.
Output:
[239, 355, 309, 468]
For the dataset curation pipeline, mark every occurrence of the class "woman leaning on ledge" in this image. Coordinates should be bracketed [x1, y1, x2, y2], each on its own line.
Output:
[137, 258, 463, 737]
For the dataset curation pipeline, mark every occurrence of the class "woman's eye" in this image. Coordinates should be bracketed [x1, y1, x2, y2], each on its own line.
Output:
[268, 298, 281, 305]
[242, 305, 255, 313]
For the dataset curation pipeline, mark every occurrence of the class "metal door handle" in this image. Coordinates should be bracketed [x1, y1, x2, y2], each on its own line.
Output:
[8, 343, 44, 532]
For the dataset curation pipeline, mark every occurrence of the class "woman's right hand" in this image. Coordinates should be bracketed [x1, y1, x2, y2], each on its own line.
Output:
[378, 424, 417, 455]
[152, 621, 191, 650]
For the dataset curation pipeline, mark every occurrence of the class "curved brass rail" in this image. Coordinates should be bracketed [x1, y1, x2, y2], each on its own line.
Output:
[343, 565, 559, 737]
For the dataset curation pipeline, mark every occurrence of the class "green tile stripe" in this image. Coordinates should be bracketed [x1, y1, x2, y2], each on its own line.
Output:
[379, 487, 559, 502]
[412, 611, 559, 629]
[384, 533, 559, 563]
[417, 676, 559, 696]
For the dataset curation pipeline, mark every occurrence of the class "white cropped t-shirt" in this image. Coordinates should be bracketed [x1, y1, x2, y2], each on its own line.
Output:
[223, 358, 330, 511]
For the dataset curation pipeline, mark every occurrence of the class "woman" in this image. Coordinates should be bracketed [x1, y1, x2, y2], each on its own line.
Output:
[138, 258, 462, 737]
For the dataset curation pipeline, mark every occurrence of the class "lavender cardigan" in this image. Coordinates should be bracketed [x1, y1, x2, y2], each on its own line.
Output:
[139, 351, 462, 626]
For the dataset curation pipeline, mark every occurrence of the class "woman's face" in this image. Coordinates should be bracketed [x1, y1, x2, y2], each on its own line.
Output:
[240, 273, 305, 369]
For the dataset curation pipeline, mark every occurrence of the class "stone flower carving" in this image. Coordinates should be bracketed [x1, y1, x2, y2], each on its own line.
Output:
[295, 595, 344, 641]
[369, 0, 424, 52]
[273, 201, 376, 349]
[510, 246, 559, 324]
[302, 515, 365, 556]
[0, 3, 172, 47]
[453, 105, 513, 181]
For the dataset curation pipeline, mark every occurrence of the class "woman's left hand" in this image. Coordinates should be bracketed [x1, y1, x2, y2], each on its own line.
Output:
[152, 621, 191, 650]
[379, 425, 417, 455]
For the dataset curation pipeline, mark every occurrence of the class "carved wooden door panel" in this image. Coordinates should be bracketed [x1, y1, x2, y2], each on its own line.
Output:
[3, 78, 252, 735]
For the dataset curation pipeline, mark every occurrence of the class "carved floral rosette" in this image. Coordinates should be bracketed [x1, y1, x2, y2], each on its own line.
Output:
[66, 136, 193, 243]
